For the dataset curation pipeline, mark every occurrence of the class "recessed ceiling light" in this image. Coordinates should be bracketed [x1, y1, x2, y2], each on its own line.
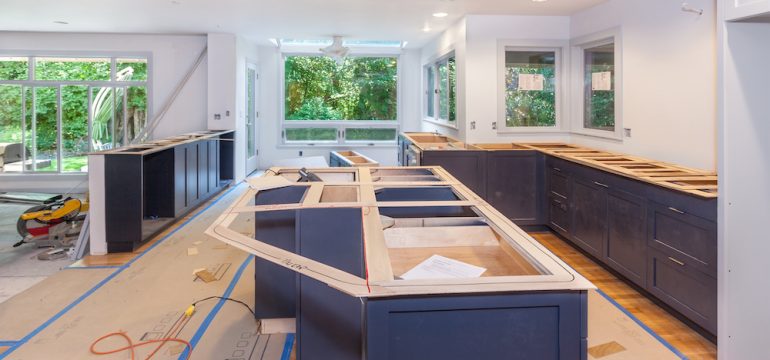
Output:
[53, 21, 69, 25]
[532, 0, 548, 2]
[422, 26, 431, 32]
[432, 12, 448, 18]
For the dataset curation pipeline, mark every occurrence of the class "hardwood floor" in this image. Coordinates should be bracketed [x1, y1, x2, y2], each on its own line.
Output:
[530, 231, 717, 359]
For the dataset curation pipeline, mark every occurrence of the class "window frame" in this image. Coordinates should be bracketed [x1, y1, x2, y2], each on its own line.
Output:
[570, 28, 623, 140]
[423, 51, 457, 129]
[0, 51, 152, 174]
[496, 40, 568, 134]
[278, 51, 401, 147]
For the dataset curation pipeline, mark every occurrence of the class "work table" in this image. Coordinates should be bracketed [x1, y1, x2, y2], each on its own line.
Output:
[401, 132, 717, 198]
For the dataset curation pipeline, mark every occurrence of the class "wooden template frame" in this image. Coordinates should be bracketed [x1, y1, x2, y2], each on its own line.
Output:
[205, 166, 594, 298]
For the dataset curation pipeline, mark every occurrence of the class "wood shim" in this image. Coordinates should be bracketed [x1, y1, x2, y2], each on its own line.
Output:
[204, 167, 595, 298]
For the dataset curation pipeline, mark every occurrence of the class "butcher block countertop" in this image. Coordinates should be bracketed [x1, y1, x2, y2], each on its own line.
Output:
[401, 132, 717, 199]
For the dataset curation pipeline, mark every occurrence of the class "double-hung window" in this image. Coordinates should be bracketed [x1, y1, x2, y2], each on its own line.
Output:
[424, 54, 456, 125]
[282, 54, 399, 145]
[0, 55, 150, 173]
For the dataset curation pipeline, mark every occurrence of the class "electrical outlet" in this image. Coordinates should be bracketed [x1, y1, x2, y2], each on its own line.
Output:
[624, 128, 632, 137]
[492, 122, 497, 130]
[299, 151, 303, 157]
[470, 121, 476, 130]
[214, 114, 221, 120]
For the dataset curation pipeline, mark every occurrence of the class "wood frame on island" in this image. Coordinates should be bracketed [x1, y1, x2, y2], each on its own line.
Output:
[205, 166, 594, 359]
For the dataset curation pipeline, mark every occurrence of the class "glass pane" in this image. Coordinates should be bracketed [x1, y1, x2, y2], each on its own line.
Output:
[504, 50, 556, 127]
[448, 57, 456, 122]
[285, 128, 337, 142]
[426, 66, 435, 118]
[61, 85, 89, 172]
[0, 57, 28, 80]
[345, 128, 397, 141]
[284, 56, 398, 121]
[31, 87, 58, 172]
[126, 86, 148, 143]
[91, 87, 115, 151]
[0, 85, 24, 173]
[115, 87, 126, 147]
[584, 43, 615, 131]
[117, 58, 148, 81]
[247, 68, 256, 156]
[35, 57, 110, 81]
[438, 61, 448, 120]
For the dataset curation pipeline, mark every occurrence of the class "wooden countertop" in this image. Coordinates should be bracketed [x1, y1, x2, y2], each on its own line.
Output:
[89, 130, 234, 156]
[401, 133, 717, 198]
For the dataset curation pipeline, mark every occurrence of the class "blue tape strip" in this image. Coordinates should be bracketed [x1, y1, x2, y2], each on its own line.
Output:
[178, 256, 253, 360]
[595, 289, 688, 360]
[0, 341, 19, 346]
[280, 333, 295, 360]
[0, 185, 239, 359]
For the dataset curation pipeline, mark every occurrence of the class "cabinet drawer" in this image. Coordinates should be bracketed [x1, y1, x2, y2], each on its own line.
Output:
[548, 194, 570, 236]
[549, 169, 569, 198]
[647, 248, 716, 334]
[648, 202, 717, 277]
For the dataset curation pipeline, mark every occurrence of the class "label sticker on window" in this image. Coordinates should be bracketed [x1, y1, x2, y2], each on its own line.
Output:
[518, 74, 545, 91]
[592, 71, 612, 91]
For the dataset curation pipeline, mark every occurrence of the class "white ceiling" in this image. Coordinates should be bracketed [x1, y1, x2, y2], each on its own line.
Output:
[0, 0, 607, 48]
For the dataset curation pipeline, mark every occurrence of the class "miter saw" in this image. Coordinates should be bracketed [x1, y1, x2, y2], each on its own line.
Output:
[14, 196, 88, 259]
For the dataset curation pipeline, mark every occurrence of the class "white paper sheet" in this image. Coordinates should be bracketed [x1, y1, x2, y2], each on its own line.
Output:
[518, 73, 545, 91]
[400, 255, 487, 280]
[591, 71, 613, 91]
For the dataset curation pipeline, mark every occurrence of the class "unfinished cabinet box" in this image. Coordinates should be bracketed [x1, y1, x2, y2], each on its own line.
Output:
[90, 130, 234, 253]
[329, 150, 379, 167]
[211, 167, 594, 360]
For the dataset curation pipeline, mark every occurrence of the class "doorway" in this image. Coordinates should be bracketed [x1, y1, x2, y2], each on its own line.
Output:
[245, 62, 259, 174]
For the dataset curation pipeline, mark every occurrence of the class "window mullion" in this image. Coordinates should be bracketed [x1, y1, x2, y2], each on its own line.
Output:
[56, 85, 63, 173]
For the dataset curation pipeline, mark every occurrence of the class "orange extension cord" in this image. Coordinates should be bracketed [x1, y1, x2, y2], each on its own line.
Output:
[90, 310, 193, 360]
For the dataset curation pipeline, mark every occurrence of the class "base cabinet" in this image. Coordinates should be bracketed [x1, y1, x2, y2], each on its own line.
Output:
[605, 190, 648, 287]
[485, 151, 543, 225]
[570, 177, 607, 258]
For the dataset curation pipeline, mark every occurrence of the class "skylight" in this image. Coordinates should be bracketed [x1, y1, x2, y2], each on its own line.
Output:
[280, 39, 405, 48]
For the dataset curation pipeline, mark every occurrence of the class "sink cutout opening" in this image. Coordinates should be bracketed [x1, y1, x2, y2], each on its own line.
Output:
[319, 186, 359, 203]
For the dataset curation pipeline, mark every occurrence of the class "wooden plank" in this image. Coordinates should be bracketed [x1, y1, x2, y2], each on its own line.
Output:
[259, 318, 296, 334]
[357, 168, 396, 282]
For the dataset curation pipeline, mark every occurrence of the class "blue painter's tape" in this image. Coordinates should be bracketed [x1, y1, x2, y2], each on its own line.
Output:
[595, 289, 688, 360]
[280, 333, 295, 360]
[0, 185, 240, 359]
[0, 341, 18, 346]
[177, 256, 253, 360]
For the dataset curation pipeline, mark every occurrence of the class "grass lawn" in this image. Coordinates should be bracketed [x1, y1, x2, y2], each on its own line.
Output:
[36, 155, 88, 172]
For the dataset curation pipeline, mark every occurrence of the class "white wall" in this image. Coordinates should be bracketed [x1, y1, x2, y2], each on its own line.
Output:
[718, 15, 770, 359]
[207, 33, 259, 182]
[0, 32, 208, 192]
[255, 46, 422, 168]
[570, 0, 717, 171]
[464, 15, 572, 144]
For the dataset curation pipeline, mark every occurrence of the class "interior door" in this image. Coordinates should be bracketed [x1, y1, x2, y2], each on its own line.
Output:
[245, 62, 259, 174]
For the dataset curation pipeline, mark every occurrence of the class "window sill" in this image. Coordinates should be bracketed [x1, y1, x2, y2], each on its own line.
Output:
[571, 128, 623, 142]
[422, 118, 458, 130]
[497, 127, 567, 135]
[278, 143, 398, 149]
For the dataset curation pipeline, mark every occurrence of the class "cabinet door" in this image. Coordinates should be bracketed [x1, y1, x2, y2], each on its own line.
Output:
[570, 177, 607, 258]
[485, 151, 542, 225]
[174, 146, 188, 213]
[186, 143, 198, 206]
[548, 194, 570, 237]
[197, 141, 208, 198]
[606, 189, 647, 287]
[208, 140, 218, 192]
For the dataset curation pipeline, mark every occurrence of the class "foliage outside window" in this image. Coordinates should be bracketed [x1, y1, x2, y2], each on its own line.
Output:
[583, 43, 615, 132]
[504, 50, 557, 128]
[283, 55, 398, 144]
[0, 56, 148, 173]
[424, 55, 456, 124]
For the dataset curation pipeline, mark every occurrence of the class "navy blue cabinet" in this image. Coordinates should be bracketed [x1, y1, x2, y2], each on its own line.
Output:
[421, 150, 487, 197]
[570, 176, 608, 259]
[606, 189, 648, 287]
[485, 151, 544, 225]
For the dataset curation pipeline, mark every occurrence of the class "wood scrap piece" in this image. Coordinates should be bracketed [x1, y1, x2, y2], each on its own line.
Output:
[259, 318, 296, 334]
[187, 247, 199, 256]
[193, 268, 217, 283]
[588, 341, 626, 358]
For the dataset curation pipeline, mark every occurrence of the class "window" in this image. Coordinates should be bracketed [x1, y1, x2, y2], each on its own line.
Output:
[424, 54, 456, 125]
[0, 55, 149, 173]
[571, 30, 621, 139]
[501, 49, 558, 129]
[583, 43, 615, 131]
[282, 55, 399, 144]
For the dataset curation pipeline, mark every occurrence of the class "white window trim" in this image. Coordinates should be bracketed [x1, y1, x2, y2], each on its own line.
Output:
[496, 39, 569, 134]
[569, 28, 623, 141]
[278, 51, 401, 147]
[422, 50, 458, 130]
[0, 51, 153, 175]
